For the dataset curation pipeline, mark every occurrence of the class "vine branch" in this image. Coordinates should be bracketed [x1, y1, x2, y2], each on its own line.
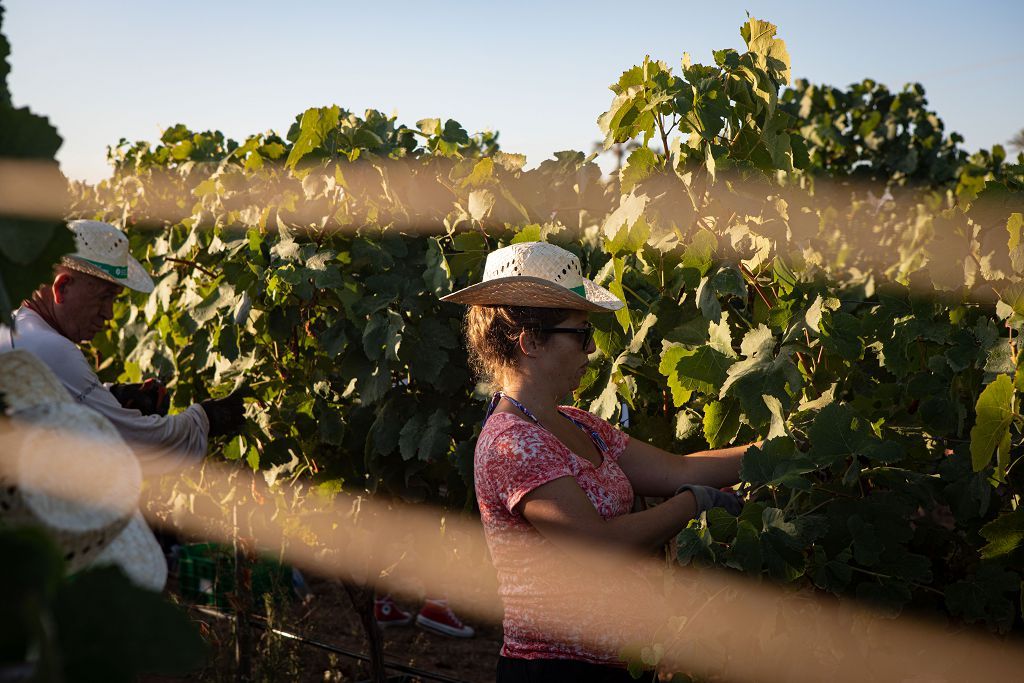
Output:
[165, 256, 217, 278]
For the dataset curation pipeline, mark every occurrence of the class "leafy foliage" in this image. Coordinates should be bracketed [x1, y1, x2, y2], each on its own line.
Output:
[0, 529, 206, 681]
[782, 78, 966, 184]
[586, 18, 1024, 643]
[0, 2, 72, 319]
[53, 13, 1024, 668]
[73, 104, 614, 508]
[0, 8, 203, 677]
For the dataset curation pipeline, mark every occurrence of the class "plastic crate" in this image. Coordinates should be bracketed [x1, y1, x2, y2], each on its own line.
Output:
[176, 543, 292, 609]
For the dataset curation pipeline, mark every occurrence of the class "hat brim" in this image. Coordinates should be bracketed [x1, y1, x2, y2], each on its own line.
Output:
[61, 255, 154, 294]
[92, 511, 168, 592]
[0, 349, 71, 409]
[440, 275, 624, 312]
[0, 351, 167, 591]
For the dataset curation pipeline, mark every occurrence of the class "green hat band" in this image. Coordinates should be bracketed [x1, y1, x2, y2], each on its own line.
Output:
[570, 285, 585, 297]
[83, 258, 128, 279]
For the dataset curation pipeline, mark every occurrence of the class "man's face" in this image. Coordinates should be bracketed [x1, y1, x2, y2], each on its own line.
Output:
[54, 270, 125, 342]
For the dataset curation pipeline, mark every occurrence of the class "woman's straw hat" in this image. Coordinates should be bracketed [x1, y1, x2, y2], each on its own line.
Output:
[439, 242, 623, 312]
[60, 220, 154, 294]
[0, 350, 167, 591]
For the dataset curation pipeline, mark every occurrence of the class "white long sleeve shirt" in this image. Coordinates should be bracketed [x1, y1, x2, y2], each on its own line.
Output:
[1, 307, 209, 471]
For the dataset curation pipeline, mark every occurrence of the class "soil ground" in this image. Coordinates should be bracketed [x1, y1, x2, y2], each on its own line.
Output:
[146, 573, 502, 683]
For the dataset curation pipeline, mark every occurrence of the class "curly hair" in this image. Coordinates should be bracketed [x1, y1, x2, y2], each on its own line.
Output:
[464, 305, 573, 389]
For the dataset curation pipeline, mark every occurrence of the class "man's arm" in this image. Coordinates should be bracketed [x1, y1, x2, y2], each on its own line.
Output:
[86, 380, 210, 473]
[27, 330, 210, 472]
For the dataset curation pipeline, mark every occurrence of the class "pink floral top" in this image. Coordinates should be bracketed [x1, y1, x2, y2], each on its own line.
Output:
[475, 406, 635, 664]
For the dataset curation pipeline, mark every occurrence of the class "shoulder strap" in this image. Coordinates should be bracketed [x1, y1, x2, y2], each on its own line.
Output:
[483, 391, 543, 427]
[557, 409, 609, 454]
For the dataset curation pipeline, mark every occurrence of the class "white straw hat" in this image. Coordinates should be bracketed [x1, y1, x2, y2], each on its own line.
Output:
[0, 350, 167, 591]
[60, 220, 154, 294]
[439, 242, 624, 311]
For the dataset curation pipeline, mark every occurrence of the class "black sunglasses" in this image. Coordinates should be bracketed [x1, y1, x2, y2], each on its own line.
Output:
[539, 324, 594, 351]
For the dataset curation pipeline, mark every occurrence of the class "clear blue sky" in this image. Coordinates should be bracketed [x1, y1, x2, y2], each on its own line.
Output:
[5, 0, 1023, 182]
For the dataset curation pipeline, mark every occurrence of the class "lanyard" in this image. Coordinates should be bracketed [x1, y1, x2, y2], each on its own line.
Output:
[483, 391, 609, 455]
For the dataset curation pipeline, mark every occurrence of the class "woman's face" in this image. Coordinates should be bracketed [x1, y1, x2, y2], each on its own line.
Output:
[534, 310, 596, 394]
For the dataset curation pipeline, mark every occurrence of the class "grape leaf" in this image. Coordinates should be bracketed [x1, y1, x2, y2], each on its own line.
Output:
[659, 343, 735, 403]
[720, 325, 801, 427]
[703, 399, 741, 448]
[807, 403, 902, 467]
[945, 565, 1020, 633]
[970, 374, 1015, 473]
[740, 436, 813, 489]
[980, 508, 1024, 560]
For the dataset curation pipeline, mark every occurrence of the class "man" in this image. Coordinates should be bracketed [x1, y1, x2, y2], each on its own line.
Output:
[0, 220, 243, 470]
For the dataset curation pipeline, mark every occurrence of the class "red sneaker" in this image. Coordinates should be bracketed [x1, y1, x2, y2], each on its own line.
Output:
[415, 599, 475, 638]
[374, 595, 412, 627]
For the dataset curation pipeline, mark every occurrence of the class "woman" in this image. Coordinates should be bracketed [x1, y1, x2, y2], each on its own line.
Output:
[441, 242, 755, 682]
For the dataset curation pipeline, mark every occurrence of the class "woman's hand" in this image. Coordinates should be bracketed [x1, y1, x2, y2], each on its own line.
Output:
[675, 484, 743, 516]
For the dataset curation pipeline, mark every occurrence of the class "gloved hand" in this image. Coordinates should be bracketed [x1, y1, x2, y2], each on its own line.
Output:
[676, 484, 743, 516]
[200, 387, 246, 438]
[110, 378, 170, 416]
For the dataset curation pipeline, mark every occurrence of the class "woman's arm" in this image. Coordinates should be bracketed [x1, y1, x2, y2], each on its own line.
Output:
[617, 438, 758, 497]
[517, 476, 699, 554]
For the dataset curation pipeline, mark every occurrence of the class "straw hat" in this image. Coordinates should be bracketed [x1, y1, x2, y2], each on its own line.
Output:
[60, 220, 154, 294]
[0, 350, 167, 591]
[439, 242, 624, 312]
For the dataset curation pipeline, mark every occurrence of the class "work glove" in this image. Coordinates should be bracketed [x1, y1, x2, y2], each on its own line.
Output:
[676, 484, 743, 517]
[109, 378, 170, 416]
[200, 386, 246, 438]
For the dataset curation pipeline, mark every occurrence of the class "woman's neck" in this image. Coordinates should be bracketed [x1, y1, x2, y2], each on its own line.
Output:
[498, 380, 563, 425]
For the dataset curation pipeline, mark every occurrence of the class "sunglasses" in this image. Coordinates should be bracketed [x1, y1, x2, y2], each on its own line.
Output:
[539, 324, 595, 351]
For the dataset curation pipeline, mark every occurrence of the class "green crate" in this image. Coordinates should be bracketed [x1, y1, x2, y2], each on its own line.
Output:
[176, 543, 292, 609]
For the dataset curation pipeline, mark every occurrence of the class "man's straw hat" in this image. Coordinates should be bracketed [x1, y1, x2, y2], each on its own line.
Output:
[60, 220, 154, 294]
[440, 242, 623, 312]
[0, 350, 167, 591]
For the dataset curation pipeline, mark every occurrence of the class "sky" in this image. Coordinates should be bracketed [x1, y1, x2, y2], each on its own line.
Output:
[4, 0, 1023, 183]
